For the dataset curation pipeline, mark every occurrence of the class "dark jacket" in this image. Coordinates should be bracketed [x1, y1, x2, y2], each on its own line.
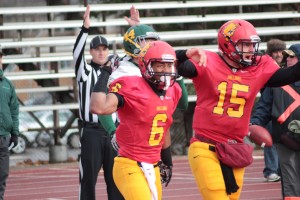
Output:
[0, 69, 19, 137]
[251, 87, 273, 134]
[271, 82, 300, 142]
[251, 81, 300, 143]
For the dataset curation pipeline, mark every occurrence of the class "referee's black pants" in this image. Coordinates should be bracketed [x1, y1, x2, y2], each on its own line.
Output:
[79, 126, 123, 200]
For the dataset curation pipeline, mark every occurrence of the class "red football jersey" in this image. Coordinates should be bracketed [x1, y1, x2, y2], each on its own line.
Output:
[109, 76, 182, 163]
[191, 51, 279, 144]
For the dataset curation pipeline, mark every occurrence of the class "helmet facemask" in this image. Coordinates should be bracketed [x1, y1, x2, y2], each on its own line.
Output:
[133, 33, 160, 56]
[139, 41, 177, 91]
[144, 58, 177, 90]
[231, 37, 262, 67]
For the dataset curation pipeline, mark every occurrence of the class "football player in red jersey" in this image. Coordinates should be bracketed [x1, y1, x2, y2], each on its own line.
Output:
[177, 19, 300, 200]
[90, 41, 182, 200]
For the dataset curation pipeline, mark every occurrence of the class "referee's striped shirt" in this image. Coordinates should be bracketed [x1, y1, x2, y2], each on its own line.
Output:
[73, 26, 101, 123]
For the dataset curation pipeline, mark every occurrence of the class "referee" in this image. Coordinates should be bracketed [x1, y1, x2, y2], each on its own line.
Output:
[73, 5, 123, 200]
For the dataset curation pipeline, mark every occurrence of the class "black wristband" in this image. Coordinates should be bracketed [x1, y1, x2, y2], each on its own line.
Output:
[161, 146, 173, 167]
[175, 50, 188, 62]
[93, 70, 110, 93]
[102, 66, 112, 75]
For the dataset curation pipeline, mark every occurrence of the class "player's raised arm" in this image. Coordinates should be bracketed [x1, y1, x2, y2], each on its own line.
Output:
[124, 5, 140, 26]
[90, 66, 119, 115]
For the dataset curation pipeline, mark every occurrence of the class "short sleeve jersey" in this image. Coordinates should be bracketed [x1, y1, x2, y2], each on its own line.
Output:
[191, 51, 279, 143]
[109, 76, 182, 163]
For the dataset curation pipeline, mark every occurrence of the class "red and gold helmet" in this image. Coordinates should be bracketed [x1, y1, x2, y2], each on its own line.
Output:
[218, 19, 262, 67]
[138, 41, 177, 90]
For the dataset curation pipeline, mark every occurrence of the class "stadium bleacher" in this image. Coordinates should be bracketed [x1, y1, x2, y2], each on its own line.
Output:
[1, 11, 300, 32]
[1, 0, 299, 15]
[1, 0, 300, 112]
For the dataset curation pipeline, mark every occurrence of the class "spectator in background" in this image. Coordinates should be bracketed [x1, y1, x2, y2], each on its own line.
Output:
[266, 39, 286, 67]
[73, 5, 123, 200]
[0, 49, 19, 200]
[251, 44, 300, 198]
[251, 39, 286, 182]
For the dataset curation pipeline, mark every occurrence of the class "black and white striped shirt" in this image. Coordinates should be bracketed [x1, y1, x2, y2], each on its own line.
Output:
[73, 27, 101, 123]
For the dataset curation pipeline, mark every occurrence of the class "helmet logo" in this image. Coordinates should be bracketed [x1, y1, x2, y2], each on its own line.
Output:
[124, 29, 135, 43]
[124, 29, 141, 49]
[223, 22, 239, 41]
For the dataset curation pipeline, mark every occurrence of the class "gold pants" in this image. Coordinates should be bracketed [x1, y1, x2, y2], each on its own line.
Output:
[188, 141, 245, 200]
[113, 156, 162, 200]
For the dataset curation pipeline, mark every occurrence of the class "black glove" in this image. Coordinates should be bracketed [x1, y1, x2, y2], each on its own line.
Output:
[9, 134, 18, 149]
[159, 163, 172, 187]
[110, 131, 120, 152]
[160, 146, 173, 187]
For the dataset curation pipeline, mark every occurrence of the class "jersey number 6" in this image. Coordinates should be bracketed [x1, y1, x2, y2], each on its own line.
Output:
[149, 113, 167, 146]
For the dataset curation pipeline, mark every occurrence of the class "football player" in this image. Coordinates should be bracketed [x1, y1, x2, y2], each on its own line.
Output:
[90, 41, 181, 200]
[177, 19, 300, 200]
[106, 24, 189, 186]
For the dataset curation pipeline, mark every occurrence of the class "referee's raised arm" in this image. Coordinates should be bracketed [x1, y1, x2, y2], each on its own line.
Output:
[74, 4, 124, 200]
[73, 5, 90, 81]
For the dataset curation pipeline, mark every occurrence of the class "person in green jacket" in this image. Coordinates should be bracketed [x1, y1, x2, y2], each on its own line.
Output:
[0, 49, 19, 200]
